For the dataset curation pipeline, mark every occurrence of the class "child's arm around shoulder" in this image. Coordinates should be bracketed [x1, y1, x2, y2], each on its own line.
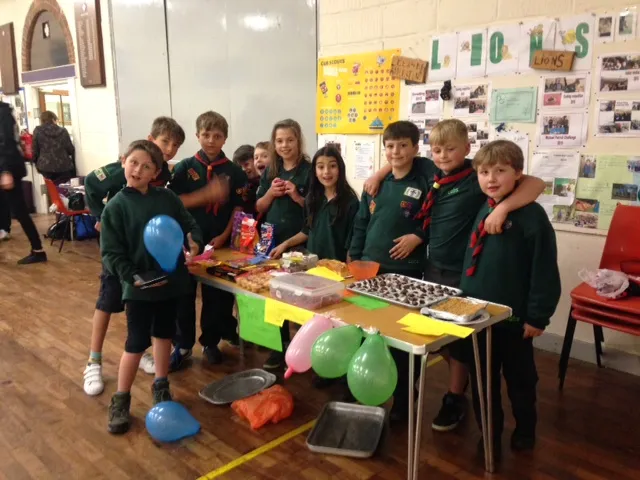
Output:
[485, 174, 546, 235]
[348, 190, 372, 260]
[100, 200, 139, 284]
[363, 156, 435, 196]
[523, 204, 561, 337]
[164, 189, 203, 253]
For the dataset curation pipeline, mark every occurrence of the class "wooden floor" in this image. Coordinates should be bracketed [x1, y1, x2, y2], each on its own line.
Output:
[1, 215, 639, 480]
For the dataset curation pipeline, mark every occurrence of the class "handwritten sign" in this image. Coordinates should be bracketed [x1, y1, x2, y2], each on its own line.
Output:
[391, 55, 428, 83]
[531, 50, 575, 72]
[490, 87, 538, 123]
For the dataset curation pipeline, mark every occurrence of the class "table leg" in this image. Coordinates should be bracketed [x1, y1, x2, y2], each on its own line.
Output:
[412, 353, 429, 480]
[407, 353, 415, 477]
[472, 333, 489, 470]
[486, 326, 495, 473]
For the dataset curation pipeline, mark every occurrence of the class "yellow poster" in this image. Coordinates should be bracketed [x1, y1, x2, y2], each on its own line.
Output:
[316, 49, 401, 134]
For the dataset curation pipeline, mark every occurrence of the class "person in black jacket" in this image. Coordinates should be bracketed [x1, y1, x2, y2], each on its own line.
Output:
[33, 110, 75, 184]
[0, 100, 47, 264]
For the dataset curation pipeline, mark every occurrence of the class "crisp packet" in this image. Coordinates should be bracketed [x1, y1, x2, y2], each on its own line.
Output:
[255, 222, 275, 256]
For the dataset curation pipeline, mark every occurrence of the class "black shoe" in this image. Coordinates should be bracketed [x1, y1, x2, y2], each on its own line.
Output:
[17, 250, 47, 265]
[511, 429, 536, 451]
[263, 350, 284, 369]
[151, 379, 172, 405]
[477, 437, 503, 463]
[432, 392, 466, 432]
[224, 330, 240, 347]
[108, 392, 131, 434]
[203, 346, 223, 365]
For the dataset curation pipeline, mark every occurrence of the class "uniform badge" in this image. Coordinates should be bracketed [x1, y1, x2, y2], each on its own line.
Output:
[369, 200, 376, 215]
[94, 167, 106, 181]
[404, 187, 422, 199]
[400, 200, 413, 217]
[503, 220, 513, 230]
[188, 168, 200, 181]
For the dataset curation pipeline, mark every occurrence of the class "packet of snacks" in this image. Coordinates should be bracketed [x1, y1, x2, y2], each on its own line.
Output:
[237, 216, 259, 254]
[255, 223, 275, 257]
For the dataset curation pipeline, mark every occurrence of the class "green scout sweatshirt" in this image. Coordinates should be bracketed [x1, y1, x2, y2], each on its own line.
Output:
[100, 186, 203, 302]
[302, 193, 359, 262]
[459, 201, 561, 330]
[169, 150, 248, 243]
[256, 161, 312, 244]
[349, 161, 430, 273]
[85, 161, 171, 219]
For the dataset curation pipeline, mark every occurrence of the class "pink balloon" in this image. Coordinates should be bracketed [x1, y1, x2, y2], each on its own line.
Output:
[284, 315, 333, 379]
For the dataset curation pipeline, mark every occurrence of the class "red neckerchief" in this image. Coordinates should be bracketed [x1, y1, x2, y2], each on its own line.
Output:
[194, 151, 228, 214]
[414, 166, 474, 230]
[465, 198, 498, 276]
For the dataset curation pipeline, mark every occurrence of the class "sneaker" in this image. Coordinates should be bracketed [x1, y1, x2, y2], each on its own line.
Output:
[263, 350, 284, 369]
[169, 347, 192, 372]
[17, 250, 47, 265]
[477, 437, 502, 463]
[83, 363, 104, 396]
[108, 392, 131, 434]
[138, 352, 155, 375]
[511, 429, 535, 451]
[432, 392, 466, 432]
[151, 379, 172, 405]
[0, 230, 10, 241]
[203, 345, 222, 365]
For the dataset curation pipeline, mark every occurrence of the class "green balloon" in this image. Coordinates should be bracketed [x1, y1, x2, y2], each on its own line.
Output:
[311, 325, 363, 379]
[347, 334, 398, 406]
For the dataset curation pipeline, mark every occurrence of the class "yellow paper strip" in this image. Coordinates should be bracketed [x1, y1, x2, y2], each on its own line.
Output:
[306, 266, 344, 282]
[398, 313, 474, 338]
[265, 298, 315, 327]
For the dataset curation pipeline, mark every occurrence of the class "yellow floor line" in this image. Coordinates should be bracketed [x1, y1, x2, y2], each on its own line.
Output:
[198, 356, 443, 479]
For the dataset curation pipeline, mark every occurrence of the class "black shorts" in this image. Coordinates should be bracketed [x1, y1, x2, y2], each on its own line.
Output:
[124, 299, 177, 353]
[423, 261, 461, 288]
[95, 264, 124, 313]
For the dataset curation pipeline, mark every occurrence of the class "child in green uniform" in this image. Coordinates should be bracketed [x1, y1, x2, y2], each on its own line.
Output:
[168, 111, 248, 368]
[365, 119, 545, 427]
[256, 119, 312, 369]
[269, 145, 358, 262]
[232, 144, 260, 216]
[83, 117, 185, 397]
[458, 140, 560, 457]
[253, 141, 270, 176]
[100, 140, 203, 434]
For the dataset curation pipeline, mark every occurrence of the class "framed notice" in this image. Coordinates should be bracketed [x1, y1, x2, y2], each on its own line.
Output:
[74, 0, 106, 87]
[0, 23, 19, 95]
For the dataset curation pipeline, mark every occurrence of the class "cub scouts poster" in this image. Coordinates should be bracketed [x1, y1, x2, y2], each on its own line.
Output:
[316, 49, 401, 134]
[518, 20, 557, 74]
[486, 24, 520, 76]
[554, 14, 595, 72]
[456, 29, 487, 79]
[430, 33, 458, 82]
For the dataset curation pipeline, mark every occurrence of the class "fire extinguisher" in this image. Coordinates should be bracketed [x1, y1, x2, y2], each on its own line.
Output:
[20, 130, 33, 160]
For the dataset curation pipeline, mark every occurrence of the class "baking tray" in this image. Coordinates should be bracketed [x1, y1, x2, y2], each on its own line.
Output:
[306, 402, 386, 458]
[198, 369, 276, 405]
[422, 297, 489, 322]
[347, 273, 462, 310]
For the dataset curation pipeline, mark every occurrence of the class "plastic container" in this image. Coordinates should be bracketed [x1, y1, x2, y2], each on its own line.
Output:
[347, 260, 380, 280]
[270, 272, 345, 310]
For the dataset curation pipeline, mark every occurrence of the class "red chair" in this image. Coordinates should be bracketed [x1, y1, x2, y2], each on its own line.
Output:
[558, 204, 640, 389]
[44, 178, 91, 253]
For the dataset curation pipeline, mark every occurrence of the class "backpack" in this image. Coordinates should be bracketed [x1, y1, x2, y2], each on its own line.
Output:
[75, 215, 98, 240]
[46, 216, 73, 240]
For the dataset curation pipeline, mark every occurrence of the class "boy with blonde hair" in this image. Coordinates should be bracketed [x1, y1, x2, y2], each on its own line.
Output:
[365, 119, 545, 426]
[459, 140, 560, 457]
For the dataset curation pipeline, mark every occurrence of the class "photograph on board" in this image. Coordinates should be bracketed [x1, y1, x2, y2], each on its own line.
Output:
[579, 155, 597, 179]
[597, 15, 614, 42]
[616, 10, 637, 41]
[573, 212, 599, 229]
[542, 75, 589, 109]
[628, 158, 640, 172]
[599, 54, 640, 92]
[574, 198, 600, 213]
[597, 99, 640, 136]
[538, 111, 587, 148]
[552, 205, 574, 223]
[453, 83, 490, 117]
[611, 183, 639, 201]
[553, 178, 576, 197]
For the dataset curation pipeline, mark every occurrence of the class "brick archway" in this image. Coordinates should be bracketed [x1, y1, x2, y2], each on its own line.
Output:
[21, 0, 75, 72]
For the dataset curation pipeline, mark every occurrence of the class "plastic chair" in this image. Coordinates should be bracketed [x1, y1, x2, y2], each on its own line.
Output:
[558, 204, 640, 389]
[44, 178, 91, 253]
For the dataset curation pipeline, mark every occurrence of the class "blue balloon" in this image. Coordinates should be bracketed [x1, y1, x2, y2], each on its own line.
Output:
[145, 401, 200, 442]
[143, 215, 184, 272]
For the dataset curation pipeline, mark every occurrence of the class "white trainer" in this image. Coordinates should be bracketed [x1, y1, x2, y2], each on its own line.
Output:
[0, 230, 10, 241]
[83, 363, 104, 396]
[139, 352, 155, 375]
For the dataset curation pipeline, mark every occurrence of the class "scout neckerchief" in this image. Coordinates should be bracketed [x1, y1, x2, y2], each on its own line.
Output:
[194, 150, 228, 214]
[414, 164, 474, 230]
[150, 163, 171, 187]
[465, 198, 498, 277]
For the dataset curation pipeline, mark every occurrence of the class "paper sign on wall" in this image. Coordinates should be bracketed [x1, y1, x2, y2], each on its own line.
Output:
[490, 87, 538, 123]
[453, 83, 489, 117]
[596, 14, 614, 44]
[537, 111, 587, 148]
[391, 55, 428, 83]
[430, 33, 458, 81]
[464, 119, 492, 157]
[495, 130, 530, 173]
[486, 24, 520, 76]
[318, 134, 347, 158]
[518, 20, 557, 74]
[554, 14, 595, 72]
[599, 53, 640, 92]
[532, 151, 580, 221]
[408, 83, 443, 116]
[353, 140, 376, 180]
[540, 74, 590, 109]
[596, 100, 640, 137]
[456, 29, 487, 79]
[615, 8, 637, 42]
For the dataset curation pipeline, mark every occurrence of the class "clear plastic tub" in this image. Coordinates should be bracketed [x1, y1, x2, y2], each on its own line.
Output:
[270, 272, 345, 310]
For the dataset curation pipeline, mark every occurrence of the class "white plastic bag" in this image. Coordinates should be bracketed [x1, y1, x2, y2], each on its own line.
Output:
[578, 269, 630, 299]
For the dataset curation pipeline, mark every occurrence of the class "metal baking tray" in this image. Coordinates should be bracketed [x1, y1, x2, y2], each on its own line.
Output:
[347, 273, 462, 310]
[198, 369, 276, 405]
[422, 297, 489, 322]
[306, 402, 386, 458]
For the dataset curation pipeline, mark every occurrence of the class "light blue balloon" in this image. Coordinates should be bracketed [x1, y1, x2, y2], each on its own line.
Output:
[143, 215, 184, 272]
[145, 401, 200, 442]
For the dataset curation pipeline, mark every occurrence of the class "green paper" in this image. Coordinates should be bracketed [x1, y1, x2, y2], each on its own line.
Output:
[237, 294, 283, 352]
[490, 87, 538, 123]
[345, 294, 389, 310]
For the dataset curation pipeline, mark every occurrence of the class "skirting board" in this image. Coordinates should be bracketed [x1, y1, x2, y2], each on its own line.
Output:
[534, 333, 640, 377]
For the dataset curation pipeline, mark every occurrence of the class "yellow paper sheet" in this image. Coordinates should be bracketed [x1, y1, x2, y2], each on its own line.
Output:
[306, 266, 345, 282]
[398, 313, 473, 338]
[264, 298, 315, 327]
